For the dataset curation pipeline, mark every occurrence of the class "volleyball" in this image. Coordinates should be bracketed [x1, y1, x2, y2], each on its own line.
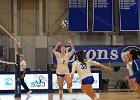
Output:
[61, 20, 68, 28]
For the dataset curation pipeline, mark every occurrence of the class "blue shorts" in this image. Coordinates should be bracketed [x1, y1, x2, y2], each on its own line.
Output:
[136, 78, 140, 84]
[82, 76, 94, 85]
[57, 74, 65, 77]
[135, 77, 140, 84]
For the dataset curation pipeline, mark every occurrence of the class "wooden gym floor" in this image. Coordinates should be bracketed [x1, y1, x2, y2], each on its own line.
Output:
[0, 91, 139, 100]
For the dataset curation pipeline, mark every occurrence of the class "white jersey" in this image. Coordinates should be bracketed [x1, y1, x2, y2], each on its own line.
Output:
[53, 50, 74, 74]
[126, 62, 133, 75]
[71, 59, 100, 83]
[20, 60, 26, 71]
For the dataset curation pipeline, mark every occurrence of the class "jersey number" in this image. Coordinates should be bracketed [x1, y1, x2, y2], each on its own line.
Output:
[63, 60, 65, 64]
[80, 63, 87, 69]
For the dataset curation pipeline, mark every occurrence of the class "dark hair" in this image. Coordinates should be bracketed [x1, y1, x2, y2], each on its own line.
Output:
[130, 49, 140, 60]
[59, 46, 66, 53]
[76, 50, 85, 63]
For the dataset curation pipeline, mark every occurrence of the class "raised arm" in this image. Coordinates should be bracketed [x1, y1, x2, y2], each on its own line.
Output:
[90, 60, 112, 72]
[67, 39, 75, 51]
[52, 41, 62, 52]
[71, 62, 76, 80]
[98, 63, 112, 72]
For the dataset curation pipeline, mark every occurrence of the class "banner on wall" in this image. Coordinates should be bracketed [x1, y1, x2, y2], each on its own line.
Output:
[93, 0, 113, 32]
[68, 0, 88, 32]
[53, 46, 140, 63]
[0, 74, 48, 90]
[120, 0, 140, 31]
[52, 73, 100, 89]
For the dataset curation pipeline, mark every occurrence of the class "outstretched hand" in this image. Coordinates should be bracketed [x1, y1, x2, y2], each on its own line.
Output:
[105, 67, 113, 72]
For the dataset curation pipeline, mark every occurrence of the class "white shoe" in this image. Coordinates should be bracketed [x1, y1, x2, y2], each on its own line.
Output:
[26, 95, 31, 100]
[60, 98, 63, 100]
[27, 90, 32, 95]
[94, 94, 99, 100]
[68, 88, 72, 94]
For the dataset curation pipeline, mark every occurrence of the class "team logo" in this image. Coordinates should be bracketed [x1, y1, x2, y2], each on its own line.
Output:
[72, 77, 80, 84]
[31, 75, 47, 87]
[53, 80, 66, 89]
[121, 46, 140, 62]
[4, 77, 13, 87]
[53, 75, 80, 89]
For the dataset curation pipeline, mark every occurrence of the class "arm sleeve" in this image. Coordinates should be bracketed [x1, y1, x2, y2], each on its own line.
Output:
[22, 61, 26, 69]
[129, 71, 140, 78]
[90, 60, 100, 66]
[71, 62, 76, 74]
[53, 51, 60, 58]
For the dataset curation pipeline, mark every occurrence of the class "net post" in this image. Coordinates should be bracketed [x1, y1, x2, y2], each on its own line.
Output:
[14, 53, 21, 97]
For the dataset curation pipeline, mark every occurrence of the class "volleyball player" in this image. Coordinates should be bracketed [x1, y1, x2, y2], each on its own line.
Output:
[52, 39, 75, 98]
[125, 50, 140, 98]
[71, 50, 112, 100]
[124, 54, 136, 90]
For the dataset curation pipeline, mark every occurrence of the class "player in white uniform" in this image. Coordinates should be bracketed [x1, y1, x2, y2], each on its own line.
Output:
[71, 50, 112, 100]
[52, 39, 75, 98]
[124, 54, 137, 90]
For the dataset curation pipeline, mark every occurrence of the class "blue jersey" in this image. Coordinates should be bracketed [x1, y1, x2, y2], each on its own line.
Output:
[129, 59, 140, 83]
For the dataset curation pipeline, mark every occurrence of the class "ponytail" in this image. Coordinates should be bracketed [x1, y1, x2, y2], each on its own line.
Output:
[130, 49, 140, 60]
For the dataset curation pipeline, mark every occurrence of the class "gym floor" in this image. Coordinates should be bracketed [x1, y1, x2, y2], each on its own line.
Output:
[0, 91, 138, 100]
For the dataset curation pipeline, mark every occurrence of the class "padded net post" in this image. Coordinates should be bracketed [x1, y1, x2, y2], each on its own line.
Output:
[14, 53, 21, 97]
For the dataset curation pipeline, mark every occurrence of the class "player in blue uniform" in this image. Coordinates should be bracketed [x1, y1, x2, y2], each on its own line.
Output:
[125, 50, 140, 97]
[124, 54, 137, 90]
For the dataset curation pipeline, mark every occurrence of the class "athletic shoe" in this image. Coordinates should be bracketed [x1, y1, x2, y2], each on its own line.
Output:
[26, 95, 31, 100]
[27, 90, 32, 95]
[94, 94, 99, 100]
[60, 98, 63, 100]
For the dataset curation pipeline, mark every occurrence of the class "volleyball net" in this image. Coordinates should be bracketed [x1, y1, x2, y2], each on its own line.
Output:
[0, 24, 21, 97]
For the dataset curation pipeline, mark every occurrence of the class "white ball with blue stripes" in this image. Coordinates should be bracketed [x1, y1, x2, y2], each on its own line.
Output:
[61, 20, 68, 28]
